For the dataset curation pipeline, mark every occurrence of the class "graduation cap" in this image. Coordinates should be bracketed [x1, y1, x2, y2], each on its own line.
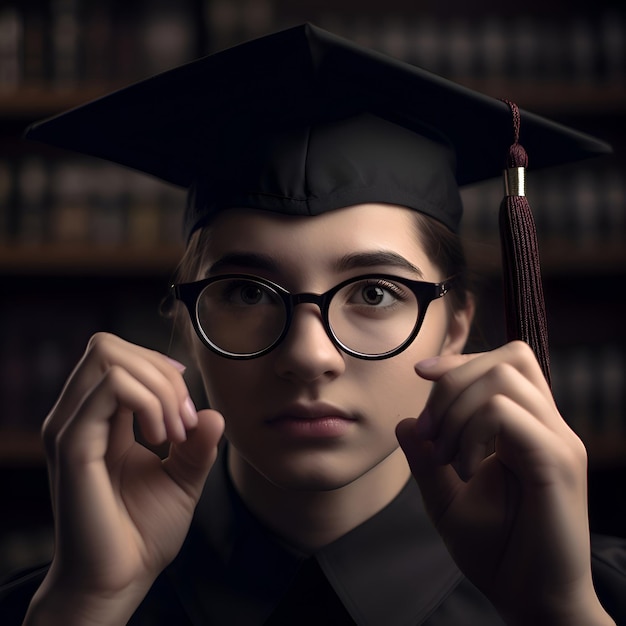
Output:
[24, 23, 612, 383]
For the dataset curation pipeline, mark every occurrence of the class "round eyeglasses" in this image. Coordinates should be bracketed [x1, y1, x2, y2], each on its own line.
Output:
[172, 273, 454, 360]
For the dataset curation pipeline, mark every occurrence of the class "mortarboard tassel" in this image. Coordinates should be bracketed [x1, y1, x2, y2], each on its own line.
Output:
[498, 100, 552, 387]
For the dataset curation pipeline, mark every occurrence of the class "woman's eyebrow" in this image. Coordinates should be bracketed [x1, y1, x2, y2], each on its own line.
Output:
[206, 250, 424, 278]
[334, 251, 424, 278]
[206, 252, 279, 276]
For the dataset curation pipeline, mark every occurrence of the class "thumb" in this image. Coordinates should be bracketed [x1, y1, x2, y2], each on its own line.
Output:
[396, 417, 461, 526]
[164, 409, 225, 501]
[414, 352, 479, 381]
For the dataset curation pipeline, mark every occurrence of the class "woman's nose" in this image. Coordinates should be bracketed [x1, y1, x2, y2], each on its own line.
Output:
[273, 304, 346, 383]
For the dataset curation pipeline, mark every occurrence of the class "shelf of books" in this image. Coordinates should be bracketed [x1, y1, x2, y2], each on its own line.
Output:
[1, 2, 624, 96]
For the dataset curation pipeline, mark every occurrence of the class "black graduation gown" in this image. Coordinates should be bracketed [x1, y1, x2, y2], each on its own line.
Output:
[2, 445, 625, 625]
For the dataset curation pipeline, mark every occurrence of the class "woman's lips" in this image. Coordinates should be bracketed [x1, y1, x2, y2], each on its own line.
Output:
[267, 403, 357, 438]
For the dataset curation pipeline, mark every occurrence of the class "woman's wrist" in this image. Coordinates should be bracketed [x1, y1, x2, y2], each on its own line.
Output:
[23, 573, 149, 626]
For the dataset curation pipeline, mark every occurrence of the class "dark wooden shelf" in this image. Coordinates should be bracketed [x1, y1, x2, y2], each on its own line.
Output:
[454, 81, 626, 116]
[0, 431, 45, 467]
[577, 432, 626, 470]
[0, 243, 184, 275]
[0, 85, 127, 119]
[462, 238, 626, 276]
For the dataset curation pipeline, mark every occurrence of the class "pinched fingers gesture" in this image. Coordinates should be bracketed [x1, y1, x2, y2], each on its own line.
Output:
[396, 341, 613, 625]
[30, 333, 224, 624]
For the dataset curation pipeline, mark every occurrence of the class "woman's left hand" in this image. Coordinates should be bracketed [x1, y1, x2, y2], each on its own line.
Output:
[396, 340, 614, 625]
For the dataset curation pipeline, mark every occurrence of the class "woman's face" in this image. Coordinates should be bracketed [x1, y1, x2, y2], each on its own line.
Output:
[191, 203, 471, 493]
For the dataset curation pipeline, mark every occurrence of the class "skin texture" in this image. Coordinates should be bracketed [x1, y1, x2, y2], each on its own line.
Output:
[24, 204, 614, 625]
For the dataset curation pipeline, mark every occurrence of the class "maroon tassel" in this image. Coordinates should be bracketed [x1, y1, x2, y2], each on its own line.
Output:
[499, 100, 551, 387]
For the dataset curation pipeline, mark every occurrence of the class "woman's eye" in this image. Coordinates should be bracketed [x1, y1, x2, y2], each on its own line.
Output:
[239, 284, 264, 304]
[361, 285, 387, 305]
[350, 280, 406, 307]
[221, 281, 275, 306]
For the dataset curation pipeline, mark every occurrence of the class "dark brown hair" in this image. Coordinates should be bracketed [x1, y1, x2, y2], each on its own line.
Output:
[411, 212, 470, 314]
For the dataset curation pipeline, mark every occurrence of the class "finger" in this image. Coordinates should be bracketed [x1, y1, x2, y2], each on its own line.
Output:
[164, 409, 225, 501]
[396, 417, 463, 525]
[45, 334, 194, 457]
[415, 343, 558, 438]
[455, 431, 494, 483]
[51, 369, 171, 565]
[42, 335, 197, 520]
[452, 396, 516, 482]
[416, 341, 552, 398]
[446, 394, 583, 486]
[429, 364, 562, 465]
[58, 365, 177, 464]
[47, 334, 191, 431]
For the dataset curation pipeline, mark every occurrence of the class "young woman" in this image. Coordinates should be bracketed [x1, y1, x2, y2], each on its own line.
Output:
[2, 23, 624, 625]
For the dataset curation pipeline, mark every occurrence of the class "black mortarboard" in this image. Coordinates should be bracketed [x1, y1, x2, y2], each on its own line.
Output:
[24, 23, 612, 381]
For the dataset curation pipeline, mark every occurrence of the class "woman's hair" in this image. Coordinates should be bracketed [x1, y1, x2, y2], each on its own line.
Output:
[176, 227, 213, 284]
[410, 212, 470, 314]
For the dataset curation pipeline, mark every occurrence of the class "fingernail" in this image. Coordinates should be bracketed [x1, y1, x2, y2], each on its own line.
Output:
[184, 396, 198, 427]
[416, 356, 440, 370]
[414, 407, 433, 439]
[165, 356, 187, 373]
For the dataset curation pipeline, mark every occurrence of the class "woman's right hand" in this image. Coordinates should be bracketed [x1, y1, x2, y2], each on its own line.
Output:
[24, 333, 224, 626]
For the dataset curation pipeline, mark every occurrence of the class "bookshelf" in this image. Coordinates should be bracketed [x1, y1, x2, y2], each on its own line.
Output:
[0, 0, 625, 579]
[0, 86, 127, 118]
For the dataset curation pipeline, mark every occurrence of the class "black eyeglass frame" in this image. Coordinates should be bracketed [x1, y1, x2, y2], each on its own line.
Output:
[171, 273, 454, 361]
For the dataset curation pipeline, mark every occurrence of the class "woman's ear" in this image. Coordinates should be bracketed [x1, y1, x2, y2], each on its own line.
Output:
[441, 293, 475, 356]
